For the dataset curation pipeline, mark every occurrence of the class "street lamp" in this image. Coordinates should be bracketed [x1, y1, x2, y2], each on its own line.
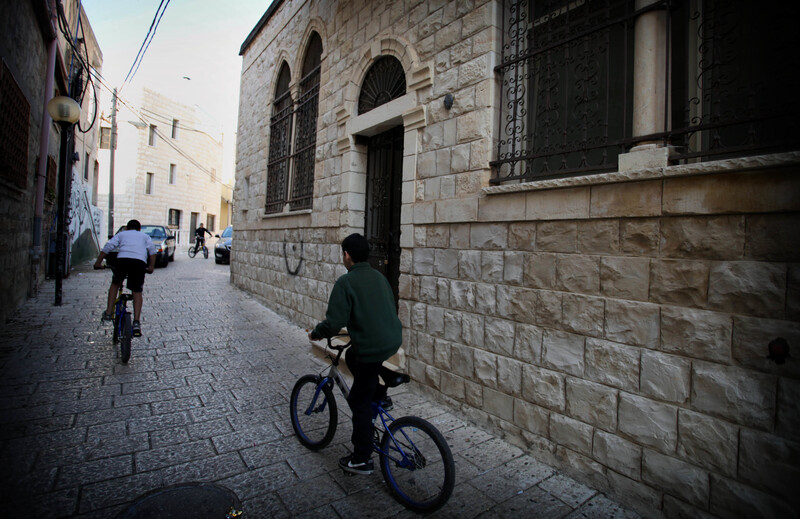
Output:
[47, 95, 81, 306]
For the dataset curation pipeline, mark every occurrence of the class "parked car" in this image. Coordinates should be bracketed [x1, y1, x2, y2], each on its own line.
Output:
[214, 225, 232, 264]
[141, 224, 175, 267]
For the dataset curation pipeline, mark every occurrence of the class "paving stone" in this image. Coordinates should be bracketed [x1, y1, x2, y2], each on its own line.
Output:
[468, 454, 555, 502]
[279, 474, 348, 515]
[539, 473, 598, 508]
[564, 493, 644, 519]
[475, 486, 573, 519]
[0, 258, 638, 517]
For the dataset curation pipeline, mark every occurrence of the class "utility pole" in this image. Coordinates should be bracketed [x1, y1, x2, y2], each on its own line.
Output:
[108, 88, 117, 238]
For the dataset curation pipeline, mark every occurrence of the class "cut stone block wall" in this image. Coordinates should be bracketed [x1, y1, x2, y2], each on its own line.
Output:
[233, 0, 800, 516]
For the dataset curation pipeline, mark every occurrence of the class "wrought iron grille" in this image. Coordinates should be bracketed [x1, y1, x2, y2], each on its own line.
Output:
[493, 0, 636, 183]
[266, 89, 293, 214]
[266, 35, 322, 213]
[1, 59, 30, 190]
[667, 0, 800, 162]
[358, 56, 406, 115]
[494, 0, 800, 185]
[288, 65, 320, 211]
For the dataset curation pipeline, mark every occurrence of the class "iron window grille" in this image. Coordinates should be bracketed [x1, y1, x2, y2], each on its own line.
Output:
[265, 33, 322, 214]
[666, 0, 800, 162]
[493, 0, 800, 185]
[266, 64, 293, 214]
[0, 59, 30, 190]
[358, 56, 407, 115]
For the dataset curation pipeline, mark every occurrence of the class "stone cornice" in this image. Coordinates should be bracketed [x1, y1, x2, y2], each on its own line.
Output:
[484, 152, 800, 195]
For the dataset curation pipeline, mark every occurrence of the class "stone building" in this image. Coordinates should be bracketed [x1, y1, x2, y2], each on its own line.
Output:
[98, 88, 227, 246]
[1, 0, 103, 326]
[234, 0, 800, 516]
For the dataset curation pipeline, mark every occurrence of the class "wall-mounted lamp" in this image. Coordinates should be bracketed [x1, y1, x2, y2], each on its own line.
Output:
[47, 96, 81, 306]
[443, 94, 454, 110]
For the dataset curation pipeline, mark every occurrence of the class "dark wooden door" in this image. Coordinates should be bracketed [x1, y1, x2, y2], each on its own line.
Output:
[364, 126, 403, 307]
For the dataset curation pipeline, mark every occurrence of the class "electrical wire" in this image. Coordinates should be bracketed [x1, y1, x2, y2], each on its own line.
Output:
[121, 0, 172, 92]
[55, 0, 98, 133]
[87, 68, 230, 186]
[140, 107, 222, 137]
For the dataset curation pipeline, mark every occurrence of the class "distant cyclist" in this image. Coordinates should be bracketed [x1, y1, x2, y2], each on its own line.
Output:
[94, 219, 156, 337]
[194, 222, 213, 254]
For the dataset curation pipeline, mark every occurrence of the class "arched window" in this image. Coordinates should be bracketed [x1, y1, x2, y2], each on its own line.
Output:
[358, 56, 406, 115]
[266, 62, 293, 213]
[289, 32, 322, 210]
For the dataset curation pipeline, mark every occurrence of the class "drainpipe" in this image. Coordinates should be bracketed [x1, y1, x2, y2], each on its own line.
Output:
[31, 15, 58, 297]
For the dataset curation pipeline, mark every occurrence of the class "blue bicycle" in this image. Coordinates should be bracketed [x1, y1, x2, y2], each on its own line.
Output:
[290, 335, 455, 513]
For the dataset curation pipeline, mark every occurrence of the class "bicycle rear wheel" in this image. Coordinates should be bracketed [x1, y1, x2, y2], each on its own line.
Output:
[112, 313, 120, 344]
[380, 416, 455, 513]
[187, 246, 197, 258]
[120, 313, 132, 363]
[290, 375, 338, 450]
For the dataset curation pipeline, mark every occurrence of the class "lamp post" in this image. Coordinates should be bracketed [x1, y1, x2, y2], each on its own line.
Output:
[47, 95, 81, 306]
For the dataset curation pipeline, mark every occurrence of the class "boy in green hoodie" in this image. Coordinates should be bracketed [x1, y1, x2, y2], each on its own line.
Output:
[308, 233, 402, 474]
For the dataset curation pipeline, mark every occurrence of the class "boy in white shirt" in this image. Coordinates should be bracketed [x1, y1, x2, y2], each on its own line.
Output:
[94, 219, 157, 337]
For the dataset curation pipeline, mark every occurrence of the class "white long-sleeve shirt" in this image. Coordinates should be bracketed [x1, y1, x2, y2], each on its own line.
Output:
[102, 230, 157, 263]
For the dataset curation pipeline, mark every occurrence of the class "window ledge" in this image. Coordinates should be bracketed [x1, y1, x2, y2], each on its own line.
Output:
[259, 208, 312, 219]
[483, 151, 800, 195]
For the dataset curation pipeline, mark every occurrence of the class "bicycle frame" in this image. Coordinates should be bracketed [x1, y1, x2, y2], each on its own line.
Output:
[304, 347, 420, 470]
[114, 289, 129, 329]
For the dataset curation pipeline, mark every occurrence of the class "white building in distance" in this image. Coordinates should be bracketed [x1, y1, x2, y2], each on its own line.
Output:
[98, 87, 230, 246]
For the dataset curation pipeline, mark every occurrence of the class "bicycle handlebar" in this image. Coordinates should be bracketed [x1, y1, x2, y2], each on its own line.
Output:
[325, 334, 351, 351]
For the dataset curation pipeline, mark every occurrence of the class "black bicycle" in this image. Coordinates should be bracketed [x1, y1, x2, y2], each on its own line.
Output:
[290, 335, 455, 513]
[111, 286, 133, 363]
[187, 240, 208, 259]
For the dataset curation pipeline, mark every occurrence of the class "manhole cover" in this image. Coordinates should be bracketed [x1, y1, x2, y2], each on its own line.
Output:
[116, 482, 241, 519]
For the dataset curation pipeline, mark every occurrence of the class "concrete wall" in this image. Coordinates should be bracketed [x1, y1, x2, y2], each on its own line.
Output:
[233, 1, 800, 517]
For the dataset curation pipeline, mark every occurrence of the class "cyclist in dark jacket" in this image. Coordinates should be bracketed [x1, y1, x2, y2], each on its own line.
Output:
[309, 233, 402, 475]
[194, 222, 213, 252]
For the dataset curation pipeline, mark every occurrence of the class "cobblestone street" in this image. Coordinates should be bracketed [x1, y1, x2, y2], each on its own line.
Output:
[0, 254, 640, 518]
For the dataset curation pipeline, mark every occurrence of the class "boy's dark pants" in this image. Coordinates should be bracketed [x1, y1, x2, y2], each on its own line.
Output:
[345, 349, 382, 463]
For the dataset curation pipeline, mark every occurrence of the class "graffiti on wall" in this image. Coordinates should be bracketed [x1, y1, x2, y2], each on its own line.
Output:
[69, 168, 102, 254]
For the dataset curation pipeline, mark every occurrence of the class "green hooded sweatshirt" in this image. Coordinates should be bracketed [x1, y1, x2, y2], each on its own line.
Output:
[311, 262, 402, 363]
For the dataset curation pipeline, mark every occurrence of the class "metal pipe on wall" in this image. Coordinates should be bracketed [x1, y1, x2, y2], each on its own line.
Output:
[30, 4, 58, 298]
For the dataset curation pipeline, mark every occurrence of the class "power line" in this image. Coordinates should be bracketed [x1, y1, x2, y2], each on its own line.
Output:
[88, 69, 230, 186]
[121, 0, 171, 92]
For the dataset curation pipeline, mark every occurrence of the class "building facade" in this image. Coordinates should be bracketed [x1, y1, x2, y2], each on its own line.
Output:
[234, 0, 800, 516]
[98, 88, 227, 246]
[1, 0, 103, 326]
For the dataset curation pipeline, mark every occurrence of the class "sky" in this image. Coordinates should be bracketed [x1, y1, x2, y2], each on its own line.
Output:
[81, 0, 270, 184]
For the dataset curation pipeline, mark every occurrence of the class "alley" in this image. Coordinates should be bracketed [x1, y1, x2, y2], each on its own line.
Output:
[0, 254, 640, 518]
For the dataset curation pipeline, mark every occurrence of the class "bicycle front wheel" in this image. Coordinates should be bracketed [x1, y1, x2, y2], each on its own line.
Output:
[187, 246, 197, 258]
[120, 313, 132, 363]
[290, 375, 338, 450]
[202, 246, 208, 259]
[380, 416, 455, 513]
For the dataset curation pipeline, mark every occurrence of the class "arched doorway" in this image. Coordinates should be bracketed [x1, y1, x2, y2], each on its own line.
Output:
[358, 56, 406, 307]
